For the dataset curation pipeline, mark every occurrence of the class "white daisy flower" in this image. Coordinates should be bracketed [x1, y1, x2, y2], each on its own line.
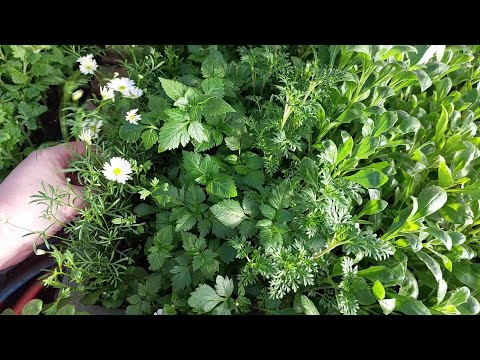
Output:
[107, 77, 135, 96]
[82, 118, 103, 138]
[101, 157, 132, 184]
[77, 54, 98, 75]
[125, 109, 141, 124]
[79, 128, 94, 145]
[125, 86, 144, 99]
[100, 86, 115, 101]
[154, 309, 163, 315]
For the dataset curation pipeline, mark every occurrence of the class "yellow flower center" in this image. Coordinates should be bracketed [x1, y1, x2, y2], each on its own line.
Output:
[113, 167, 122, 175]
[119, 85, 126, 91]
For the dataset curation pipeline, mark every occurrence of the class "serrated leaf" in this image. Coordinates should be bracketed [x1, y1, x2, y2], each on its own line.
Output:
[148, 251, 170, 271]
[188, 284, 224, 313]
[225, 136, 241, 151]
[201, 78, 224, 97]
[175, 213, 196, 232]
[300, 295, 319, 315]
[141, 128, 158, 150]
[215, 275, 234, 298]
[159, 77, 188, 101]
[171, 263, 192, 292]
[188, 121, 208, 143]
[207, 174, 237, 198]
[201, 52, 226, 78]
[119, 123, 145, 143]
[198, 97, 235, 117]
[299, 158, 318, 187]
[210, 199, 246, 228]
[158, 121, 189, 151]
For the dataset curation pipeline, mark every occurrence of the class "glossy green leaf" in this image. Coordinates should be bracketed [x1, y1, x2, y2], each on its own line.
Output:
[358, 199, 388, 217]
[346, 169, 388, 189]
[372, 280, 385, 300]
[411, 186, 447, 221]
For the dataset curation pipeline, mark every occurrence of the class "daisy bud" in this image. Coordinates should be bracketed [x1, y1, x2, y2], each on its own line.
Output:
[72, 89, 84, 101]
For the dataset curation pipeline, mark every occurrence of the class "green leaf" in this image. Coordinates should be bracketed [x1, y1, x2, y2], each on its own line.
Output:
[214, 275, 234, 298]
[358, 199, 388, 217]
[159, 77, 188, 101]
[201, 78, 225, 97]
[336, 134, 353, 165]
[380, 45, 417, 60]
[133, 203, 158, 217]
[457, 296, 480, 315]
[10, 69, 28, 84]
[207, 174, 237, 198]
[201, 52, 226, 78]
[353, 136, 379, 160]
[322, 140, 337, 166]
[148, 251, 170, 271]
[411, 186, 447, 221]
[452, 263, 480, 289]
[259, 204, 276, 219]
[411, 70, 432, 91]
[335, 109, 362, 125]
[171, 262, 192, 292]
[300, 295, 319, 315]
[157, 121, 189, 151]
[175, 213, 196, 232]
[447, 287, 470, 307]
[268, 181, 293, 210]
[299, 158, 318, 187]
[21, 299, 43, 315]
[188, 284, 224, 313]
[416, 251, 442, 283]
[424, 228, 452, 251]
[344, 45, 371, 56]
[372, 280, 385, 300]
[225, 136, 241, 151]
[389, 294, 431, 315]
[188, 121, 208, 143]
[119, 123, 145, 143]
[210, 200, 247, 228]
[378, 298, 396, 315]
[434, 105, 449, 149]
[373, 111, 397, 137]
[198, 97, 235, 117]
[193, 249, 219, 278]
[438, 159, 453, 188]
[56, 304, 76, 315]
[141, 128, 158, 150]
[1, 308, 16, 315]
[346, 169, 388, 189]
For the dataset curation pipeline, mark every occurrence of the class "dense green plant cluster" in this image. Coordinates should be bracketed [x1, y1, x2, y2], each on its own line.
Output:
[36, 45, 480, 315]
[0, 45, 85, 180]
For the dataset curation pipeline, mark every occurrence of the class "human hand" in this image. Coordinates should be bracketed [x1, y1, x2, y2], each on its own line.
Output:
[0, 142, 86, 270]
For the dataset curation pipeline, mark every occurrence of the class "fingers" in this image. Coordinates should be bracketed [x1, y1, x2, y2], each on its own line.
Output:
[57, 183, 87, 224]
[47, 141, 87, 169]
